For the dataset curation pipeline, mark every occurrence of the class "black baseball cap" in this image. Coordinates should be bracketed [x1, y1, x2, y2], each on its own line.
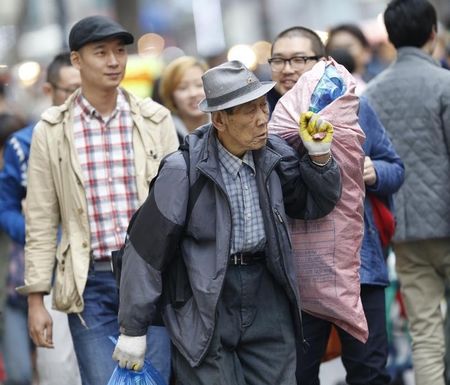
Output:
[69, 15, 134, 51]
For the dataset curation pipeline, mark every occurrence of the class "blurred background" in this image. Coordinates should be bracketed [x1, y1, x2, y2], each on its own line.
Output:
[0, 2, 449, 384]
[1, 0, 449, 121]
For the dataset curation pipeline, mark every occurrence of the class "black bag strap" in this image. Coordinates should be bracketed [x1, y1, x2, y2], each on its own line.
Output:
[112, 143, 206, 297]
[181, 147, 207, 226]
[126, 145, 206, 235]
[173, 144, 206, 304]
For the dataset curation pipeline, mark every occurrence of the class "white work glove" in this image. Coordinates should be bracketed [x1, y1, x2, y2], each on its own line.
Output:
[298, 111, 334, 156]
[112, 334, 146, 371]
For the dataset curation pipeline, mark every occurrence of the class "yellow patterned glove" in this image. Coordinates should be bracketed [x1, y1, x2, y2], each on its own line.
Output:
[298, 111, 334, 156]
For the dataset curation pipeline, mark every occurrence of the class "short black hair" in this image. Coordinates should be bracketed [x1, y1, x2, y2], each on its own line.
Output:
[46, 52, 72, 85]
[384, 0, 437, 48]
[326, 24, 370, 52]
[272, 26, 326, 58]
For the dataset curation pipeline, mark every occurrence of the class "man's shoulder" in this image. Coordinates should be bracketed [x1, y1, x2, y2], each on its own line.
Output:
[8, 124, 34, 145]
[365, 68, 393, 92]
[139, 98, 171, 123]
[366, 58, 450, 97]
[162, 150, 187, 169]
[5, 125, 34, 161]
[126, 92, 171, 124]
[267, 133, 292, 154]
[432, 64, 450, 87]
[39, 104, 69, 126]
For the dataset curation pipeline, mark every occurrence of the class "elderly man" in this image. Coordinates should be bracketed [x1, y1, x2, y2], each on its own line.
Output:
[113, 60, 342, 385]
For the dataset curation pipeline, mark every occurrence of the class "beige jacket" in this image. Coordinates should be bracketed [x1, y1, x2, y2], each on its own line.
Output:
[17, 89, 179, 313]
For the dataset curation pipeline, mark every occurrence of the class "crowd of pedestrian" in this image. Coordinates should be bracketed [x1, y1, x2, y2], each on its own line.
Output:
[0, 0, 449, 385]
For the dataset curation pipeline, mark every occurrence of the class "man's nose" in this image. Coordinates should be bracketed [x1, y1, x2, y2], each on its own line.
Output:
[281, 61, 295, 73]
[107, 52, 119, 66]
[256, 106, 268, 124]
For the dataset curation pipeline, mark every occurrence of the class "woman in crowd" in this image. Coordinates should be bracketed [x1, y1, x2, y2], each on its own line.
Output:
[326, 24, 372, 94]
[158, 56, 209, 143]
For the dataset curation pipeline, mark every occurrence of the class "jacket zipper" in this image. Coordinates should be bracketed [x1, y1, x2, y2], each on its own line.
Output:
[273, 208, 293, 249]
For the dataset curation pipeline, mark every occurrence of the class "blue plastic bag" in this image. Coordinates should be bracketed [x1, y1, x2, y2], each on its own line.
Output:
[107, 360, 166, 385]
[309, 64, 346, 113]
[107, 337, 166, 385]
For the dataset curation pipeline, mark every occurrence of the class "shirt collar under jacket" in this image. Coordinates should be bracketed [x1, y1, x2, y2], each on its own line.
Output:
[75, 88, 130, 123]
[216, 136, 256, 180]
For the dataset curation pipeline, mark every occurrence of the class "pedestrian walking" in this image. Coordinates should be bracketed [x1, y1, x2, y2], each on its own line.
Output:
[365, 1, 450, 384]
[112, 60, 342, 385]
[17, 15, 178, 385]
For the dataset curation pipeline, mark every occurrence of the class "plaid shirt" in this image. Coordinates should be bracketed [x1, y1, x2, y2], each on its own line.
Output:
[73, 90, 139, 261]
[217, 138, 266, 254]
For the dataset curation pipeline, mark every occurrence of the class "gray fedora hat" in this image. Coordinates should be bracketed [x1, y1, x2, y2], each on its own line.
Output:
[198, 60, 275, 112]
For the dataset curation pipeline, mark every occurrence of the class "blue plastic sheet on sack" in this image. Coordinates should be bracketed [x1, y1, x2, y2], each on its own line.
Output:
[309, 64, 346, 113]
[107, 361, 166, 385]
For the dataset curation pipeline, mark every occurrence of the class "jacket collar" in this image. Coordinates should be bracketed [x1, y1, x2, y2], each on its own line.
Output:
[40, 87, 165, 124]
[396, 46, 440, 67]
[191, 124, 282, 182]
[39, 88, 161, 191]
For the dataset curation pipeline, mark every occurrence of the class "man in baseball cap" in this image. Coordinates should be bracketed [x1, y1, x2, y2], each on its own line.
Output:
[113, 60, 341, 385]
[22, 14, 178, 385]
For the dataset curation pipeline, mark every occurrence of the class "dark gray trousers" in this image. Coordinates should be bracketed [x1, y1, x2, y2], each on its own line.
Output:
[173, 261, 296, 385]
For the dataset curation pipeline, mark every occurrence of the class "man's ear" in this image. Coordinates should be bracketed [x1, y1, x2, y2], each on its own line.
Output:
[426, 25, 438, 54]
[430, 25, 437, 42]
[211, 111, 227, 133]
[42, 82, 52, 97]
[70, 51, 81, 70]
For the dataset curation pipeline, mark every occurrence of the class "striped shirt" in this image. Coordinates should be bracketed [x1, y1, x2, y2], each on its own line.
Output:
[73, 90, 139, 261]
[216, 137, 266, 254]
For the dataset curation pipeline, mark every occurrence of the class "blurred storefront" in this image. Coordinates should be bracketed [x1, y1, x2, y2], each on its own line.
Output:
[0, 0, 448, 119]
[1, 0, 449, 64]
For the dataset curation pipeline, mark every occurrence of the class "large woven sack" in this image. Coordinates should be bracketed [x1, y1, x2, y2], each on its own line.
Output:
[269, 59, 368, 342]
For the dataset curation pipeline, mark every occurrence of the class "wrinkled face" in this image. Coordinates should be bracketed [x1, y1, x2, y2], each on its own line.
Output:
[271, 36, 319, 95]
[72, 38, 127, 91]
[326, 31, 369, 72]
[51, 66, 81, 105]
[172, 65, 206, 119]
[213, 95, 270, 158]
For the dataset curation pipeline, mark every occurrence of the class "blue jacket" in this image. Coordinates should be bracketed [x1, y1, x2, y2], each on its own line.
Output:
[359, 97, 404, 286]
[0, 124, 34, 245]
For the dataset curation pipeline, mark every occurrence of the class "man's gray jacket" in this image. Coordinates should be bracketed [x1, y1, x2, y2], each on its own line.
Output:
[118, 124, 342, 367]
[365, 47, 450, 242]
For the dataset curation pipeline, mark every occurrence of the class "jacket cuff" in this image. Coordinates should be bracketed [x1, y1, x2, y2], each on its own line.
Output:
[16, 282, 52, 296]
[119, 325, 148, 337]
[303, 153, 339, 174]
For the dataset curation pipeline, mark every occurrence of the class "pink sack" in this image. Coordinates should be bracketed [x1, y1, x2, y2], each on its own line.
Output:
[269, 59, 368, 342]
